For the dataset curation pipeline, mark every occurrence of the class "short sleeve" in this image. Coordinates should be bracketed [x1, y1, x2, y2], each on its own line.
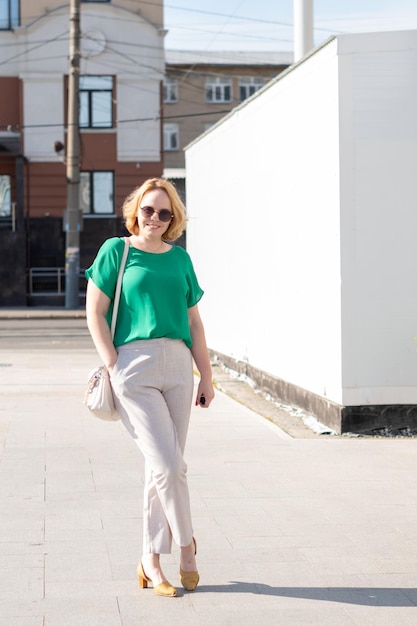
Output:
[185, 253, 204, 308]
[85, 237, 125, 300]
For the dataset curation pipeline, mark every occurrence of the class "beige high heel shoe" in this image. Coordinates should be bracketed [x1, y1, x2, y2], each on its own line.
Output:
[137, 562, 177, 597]
[179, 538, 199, 591]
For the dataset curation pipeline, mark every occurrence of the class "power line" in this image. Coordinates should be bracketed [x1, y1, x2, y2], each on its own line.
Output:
[164, 24, 293, 45]
[13, 3, 346, 36]
[0, 46, 285, 134]
[161, 1, 345, 34]
[141, 0, 309, 30]
[0, 30, 294, 55]
[1, 109, 233, 133]
[0, 30, 285, 84]
[0, 47, 283, 131]
[0, 3, 291, 134]
[0, 3, 301, 70]
[19, 3, 294, 29]
[0, 30, 69, 66]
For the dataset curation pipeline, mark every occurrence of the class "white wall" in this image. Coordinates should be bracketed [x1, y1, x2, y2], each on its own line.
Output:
[117, 78, 161, 162]
[186, 31, 417, 408]
[186, 40, 344, 404]
[22, 76, 64, 161]
[338, 31, 417, 405]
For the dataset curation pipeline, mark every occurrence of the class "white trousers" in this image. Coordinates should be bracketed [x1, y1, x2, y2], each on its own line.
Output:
[110, 338, 194, 555]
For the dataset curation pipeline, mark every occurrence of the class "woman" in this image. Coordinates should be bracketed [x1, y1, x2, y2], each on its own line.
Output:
[85, 177, 214, 597]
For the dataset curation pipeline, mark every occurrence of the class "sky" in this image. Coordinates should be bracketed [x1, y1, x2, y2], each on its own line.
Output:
[163, 0, 417, 52]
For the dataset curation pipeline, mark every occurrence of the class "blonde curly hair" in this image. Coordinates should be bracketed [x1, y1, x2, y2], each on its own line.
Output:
[122, 178, 187, 242]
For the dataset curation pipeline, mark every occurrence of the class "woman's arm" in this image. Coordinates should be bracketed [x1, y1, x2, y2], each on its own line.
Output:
[85, 279, 118, 371]
[188, 304, 215, 408]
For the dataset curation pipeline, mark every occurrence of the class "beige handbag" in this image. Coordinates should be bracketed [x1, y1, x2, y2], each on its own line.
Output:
[84, 237, 129, 421]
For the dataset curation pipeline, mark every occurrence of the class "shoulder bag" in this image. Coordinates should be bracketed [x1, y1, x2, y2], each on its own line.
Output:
[84, 237, 130, 421]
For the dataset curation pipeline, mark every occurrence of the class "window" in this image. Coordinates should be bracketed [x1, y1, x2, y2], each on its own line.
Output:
[163, 78, 178, 103]
[0, 175, 11, 216]
[80, 171, 114, 215]
[0, 0, 19, 30]
[79, 76, 113, 129]
[163, 123, 179, 151]
[205, 77, 232, 103]
[239, 77, 267, 102]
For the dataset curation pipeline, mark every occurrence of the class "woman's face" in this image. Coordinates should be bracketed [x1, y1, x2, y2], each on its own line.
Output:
[137, 188, 172, 238]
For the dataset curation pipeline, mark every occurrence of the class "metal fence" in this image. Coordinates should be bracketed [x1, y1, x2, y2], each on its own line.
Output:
[27, 267, 86, 296]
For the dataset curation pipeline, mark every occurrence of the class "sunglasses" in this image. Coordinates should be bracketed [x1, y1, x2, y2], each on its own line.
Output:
[140, 206, 173, 223]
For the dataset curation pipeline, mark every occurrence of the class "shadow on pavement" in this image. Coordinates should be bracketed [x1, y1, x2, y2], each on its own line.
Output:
[193, 583, 417, 606]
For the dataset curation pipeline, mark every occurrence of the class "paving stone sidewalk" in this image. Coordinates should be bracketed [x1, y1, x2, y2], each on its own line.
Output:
[0, 342, 417, 625]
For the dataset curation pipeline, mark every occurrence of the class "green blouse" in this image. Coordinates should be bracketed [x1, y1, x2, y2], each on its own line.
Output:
[85, 237, 204, 348]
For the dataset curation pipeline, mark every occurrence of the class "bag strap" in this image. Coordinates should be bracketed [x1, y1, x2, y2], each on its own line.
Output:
[110, 237, 130, 340]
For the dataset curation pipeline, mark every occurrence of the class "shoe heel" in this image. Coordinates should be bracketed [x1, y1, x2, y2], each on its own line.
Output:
[138, 574, 148, 589]
[137, 562, 149, 589]
[138, 561, 177, 596]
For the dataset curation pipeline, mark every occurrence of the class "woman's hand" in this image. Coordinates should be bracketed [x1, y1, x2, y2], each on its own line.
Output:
[189, 305, 215, 409]
[195, 378, 215, 408]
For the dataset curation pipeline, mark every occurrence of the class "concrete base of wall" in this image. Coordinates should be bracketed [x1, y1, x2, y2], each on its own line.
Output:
[209, 350, 417, 434]
[341, 404, 417, 434]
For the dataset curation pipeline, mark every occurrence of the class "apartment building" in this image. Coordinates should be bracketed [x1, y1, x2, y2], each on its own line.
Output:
[0, 0, 165, 305]
[162, 50, 292, 197]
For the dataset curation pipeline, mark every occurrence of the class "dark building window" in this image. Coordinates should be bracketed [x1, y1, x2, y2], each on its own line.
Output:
[239, 77, 267, 102]
[0, 0, 20, 30]
[163, 124, 179, 151]
[79, 76, 113, 129]
[0, 174, 11, 216]
[206, 77, 232, 103]
[163, 78, 178, 103]
[80, 171, 114, 215]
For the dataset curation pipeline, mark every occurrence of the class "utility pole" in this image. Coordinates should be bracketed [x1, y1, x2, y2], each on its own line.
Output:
[293, 0, 314, 62]
[64, 0, 82, 309]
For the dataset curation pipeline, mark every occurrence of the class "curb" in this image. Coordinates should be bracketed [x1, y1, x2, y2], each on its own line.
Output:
[0, 309, 86, 319]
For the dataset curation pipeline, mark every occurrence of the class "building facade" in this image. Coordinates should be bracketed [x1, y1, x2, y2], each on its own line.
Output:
[162, 50, 292, 197]
[0, 0, 165, 305]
